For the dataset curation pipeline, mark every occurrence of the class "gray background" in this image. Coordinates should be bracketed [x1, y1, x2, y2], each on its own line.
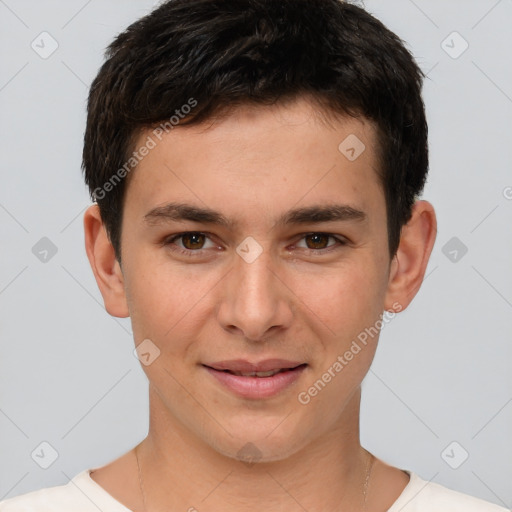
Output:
[0, 0, 511, 508]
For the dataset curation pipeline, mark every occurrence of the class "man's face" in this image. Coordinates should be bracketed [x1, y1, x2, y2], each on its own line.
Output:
[119, 97, 397, 461]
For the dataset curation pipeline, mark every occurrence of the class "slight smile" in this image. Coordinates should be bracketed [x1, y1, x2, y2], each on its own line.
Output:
[202, 360, 308, 399]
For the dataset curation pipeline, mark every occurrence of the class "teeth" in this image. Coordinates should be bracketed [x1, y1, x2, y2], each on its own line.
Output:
[231, 369, 283, 377]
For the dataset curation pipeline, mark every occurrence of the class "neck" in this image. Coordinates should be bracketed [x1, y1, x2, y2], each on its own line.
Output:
[136, 386, 373, 512]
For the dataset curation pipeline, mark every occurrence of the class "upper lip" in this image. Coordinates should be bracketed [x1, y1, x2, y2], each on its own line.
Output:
[204, 359, 306, 373]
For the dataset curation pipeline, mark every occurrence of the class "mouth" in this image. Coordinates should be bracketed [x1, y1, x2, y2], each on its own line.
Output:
[202, 361, 308, 399]
[210, 365, 307, 377]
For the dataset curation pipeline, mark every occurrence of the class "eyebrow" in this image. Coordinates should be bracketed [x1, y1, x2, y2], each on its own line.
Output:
[143, 201, 368, 229]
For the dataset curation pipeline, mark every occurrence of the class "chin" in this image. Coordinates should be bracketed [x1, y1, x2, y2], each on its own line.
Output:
[205, 420, 310, 465]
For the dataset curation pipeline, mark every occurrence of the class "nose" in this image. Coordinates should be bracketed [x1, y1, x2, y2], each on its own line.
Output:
[216, 245, 294, 342]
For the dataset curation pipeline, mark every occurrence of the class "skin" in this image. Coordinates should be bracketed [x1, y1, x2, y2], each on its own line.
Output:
[84, 96, 437, 512]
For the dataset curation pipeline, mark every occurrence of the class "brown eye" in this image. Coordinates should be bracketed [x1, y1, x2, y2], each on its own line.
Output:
[164, 232, 218, 258]
[180, 232, 206, 250]
[294, 233, 346, 253]
[304, 233, 331, 249]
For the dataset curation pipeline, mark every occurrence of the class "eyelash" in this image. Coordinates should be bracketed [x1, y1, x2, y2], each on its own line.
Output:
[163, 231, 348, 257]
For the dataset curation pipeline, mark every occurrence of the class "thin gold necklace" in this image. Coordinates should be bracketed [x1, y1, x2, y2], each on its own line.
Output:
[135, 444, 374, 511]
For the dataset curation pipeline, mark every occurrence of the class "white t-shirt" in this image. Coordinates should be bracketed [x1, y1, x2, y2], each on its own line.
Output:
[0, 468, 508, 511]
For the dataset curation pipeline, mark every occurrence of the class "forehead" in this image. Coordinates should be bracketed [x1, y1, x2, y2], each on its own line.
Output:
[124, 98, 384, 228]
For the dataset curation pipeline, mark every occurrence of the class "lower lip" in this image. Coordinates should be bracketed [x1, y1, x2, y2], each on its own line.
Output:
[204, 365, 307, 399]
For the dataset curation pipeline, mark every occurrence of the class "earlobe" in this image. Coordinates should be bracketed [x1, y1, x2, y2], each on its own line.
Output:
[384, 200, 437, 312]
[83, 204, 130, 318]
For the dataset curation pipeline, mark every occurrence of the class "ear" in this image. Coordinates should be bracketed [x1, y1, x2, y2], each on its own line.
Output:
[83, 204, 129, 318]
[384, 200, 437, 312]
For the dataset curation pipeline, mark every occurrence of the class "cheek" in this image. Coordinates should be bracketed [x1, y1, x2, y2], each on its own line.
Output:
[289, 260, 384, 339]
[124, 257, 218, 349]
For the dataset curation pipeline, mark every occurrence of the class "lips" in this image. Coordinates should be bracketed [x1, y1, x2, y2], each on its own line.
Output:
[223, 368, 286, 377]
[217, 367, 306, 378]
[203, 359, 306, 375]
[203, 360, 308, 399]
